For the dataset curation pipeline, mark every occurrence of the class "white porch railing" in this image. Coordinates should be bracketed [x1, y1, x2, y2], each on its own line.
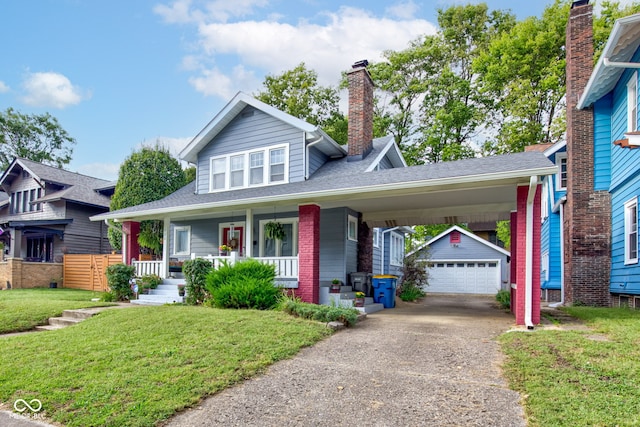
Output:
[133, 255, 298, 279]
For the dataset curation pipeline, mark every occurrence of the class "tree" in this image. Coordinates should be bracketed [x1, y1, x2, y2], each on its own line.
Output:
[184, 165, 196, 183]
[108, 145, 187, 254]
[0, 107, 75, 170]
[255, 63, 348, 144]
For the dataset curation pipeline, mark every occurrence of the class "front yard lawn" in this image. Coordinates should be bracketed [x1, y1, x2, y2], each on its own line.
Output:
[0, 288, 113, 334]
[0, 305, 332, 426]
[500, 307, 640, 427]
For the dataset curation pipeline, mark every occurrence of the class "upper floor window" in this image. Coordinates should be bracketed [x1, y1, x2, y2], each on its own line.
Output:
[625, 197, 638, 265]
[10, 188, 42, 214]
[556, 153, 567, 190]
[209, 144, 288, 192]
[628, 71, 638, 132]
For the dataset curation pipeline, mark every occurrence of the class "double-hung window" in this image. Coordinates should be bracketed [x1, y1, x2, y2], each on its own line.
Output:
[628, 72, 638, 132]
[210, 144, 287, 192]
[390, 233, 404, 266]
[625, 198, 638, 264]
[347, 215, 358, 241]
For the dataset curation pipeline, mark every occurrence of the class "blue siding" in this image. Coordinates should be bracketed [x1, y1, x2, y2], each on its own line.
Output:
[195, 106, 305, 194]
[319, 208, 349, 283]
[593, 95, 612, 191]
[610, 174, 640, 294]
[308, 146, 328, 177]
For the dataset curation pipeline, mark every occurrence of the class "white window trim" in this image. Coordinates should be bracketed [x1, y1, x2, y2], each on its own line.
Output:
[541, 179, 549, 223]
[209, 143, 289, 193]
[555, 153, 567, 191]
[373, 228, 380, 248]
[628, 71, 638, 133]
[347, 215, 358, 242]
[173, 226, 191, 256]
[541, 251, 549, 282]
[390, 233, 404, 266]
[258, 218, 298, 257]
[625, 197, 638, 265]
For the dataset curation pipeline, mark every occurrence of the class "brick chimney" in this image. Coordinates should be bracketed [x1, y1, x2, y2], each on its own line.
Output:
[564, 0, 612, 306]
[347, 60, 374, 161]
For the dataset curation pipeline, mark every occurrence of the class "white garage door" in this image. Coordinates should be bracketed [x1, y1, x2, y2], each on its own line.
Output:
[424, 261, 500, 295]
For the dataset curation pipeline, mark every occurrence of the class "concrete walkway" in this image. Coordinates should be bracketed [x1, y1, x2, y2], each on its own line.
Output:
[164, 295, 526, 427]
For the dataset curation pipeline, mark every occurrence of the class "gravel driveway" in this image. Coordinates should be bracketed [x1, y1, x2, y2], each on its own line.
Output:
[164, 295, 526, 427]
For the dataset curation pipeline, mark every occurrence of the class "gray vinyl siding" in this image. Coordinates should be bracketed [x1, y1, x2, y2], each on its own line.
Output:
[195, 106, 305, 194]
[378, 156, 393, 170]
[415, 232, 510, 285]
[170, 219, 218, 260]
[372, 231, 382, 275]
[0, 177, 65, 222]
[62, 203, 111, 255]
[320, 208, 349, 283]
[308, 146, 328, 177]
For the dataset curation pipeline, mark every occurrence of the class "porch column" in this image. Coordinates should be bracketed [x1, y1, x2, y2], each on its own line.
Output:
[162, 218, 170, 278]
[298, 204, 320, 304]
[245, 208, 253, 258]
[515, 181, 541, 327]
[122, 221, 140, 265]
[509, 210, 517, 315]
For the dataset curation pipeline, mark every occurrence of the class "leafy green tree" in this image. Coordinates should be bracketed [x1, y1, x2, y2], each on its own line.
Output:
[594, 1, 640, 59]
[255, 62, 347, 144]
[109, 145, 187, 254]
[496, 220, 511, 250]
[184, 165, 196, 183]
[0, 107, 75, 170]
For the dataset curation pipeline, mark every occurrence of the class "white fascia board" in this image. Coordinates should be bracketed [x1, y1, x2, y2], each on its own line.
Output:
[542, 141, 566, 158]
[91, 165, 558, 222]
[365, 138, 407, 172]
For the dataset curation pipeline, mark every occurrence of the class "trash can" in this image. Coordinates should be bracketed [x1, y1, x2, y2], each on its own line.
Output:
[350, 272, 372, 296]
[372, 275, 397, 308]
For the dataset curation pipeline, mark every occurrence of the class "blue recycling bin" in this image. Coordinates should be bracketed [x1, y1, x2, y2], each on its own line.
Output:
[372, 275, 397, 308]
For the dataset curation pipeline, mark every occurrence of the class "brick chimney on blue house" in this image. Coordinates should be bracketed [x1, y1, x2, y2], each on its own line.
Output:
[347, 60, 374, 161]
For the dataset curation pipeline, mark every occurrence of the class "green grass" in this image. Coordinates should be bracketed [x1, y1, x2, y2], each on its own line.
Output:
[500, 307, 640, 427]
[0, 305, 332, 426]
[0, 288, 114, 334]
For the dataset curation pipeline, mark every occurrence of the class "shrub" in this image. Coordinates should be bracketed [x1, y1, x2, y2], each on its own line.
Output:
[137, 274, 162, 289]
[182, 258, 212, 305]
[279, 296, 359, 327]
[496, 289, 511, 309]
[105, 263, 136, 301]
[206, 259, 280, 309]
[398, 253, 429, 296]
[398, 281, 426, 302]
[100, 291, 117, 302]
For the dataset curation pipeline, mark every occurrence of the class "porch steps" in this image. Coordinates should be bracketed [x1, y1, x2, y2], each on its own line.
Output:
[326, 290, 385, 314]
[131, 279, 185, 305]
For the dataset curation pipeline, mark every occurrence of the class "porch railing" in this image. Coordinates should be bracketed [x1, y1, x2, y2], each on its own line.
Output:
[132, 255, 298, 279]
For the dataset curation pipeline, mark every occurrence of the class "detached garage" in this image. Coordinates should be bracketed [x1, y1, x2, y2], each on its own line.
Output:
[409, 226, 510, 295]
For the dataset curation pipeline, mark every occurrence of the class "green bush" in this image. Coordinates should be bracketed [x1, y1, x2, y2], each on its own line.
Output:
[100, 291, 117, 302]
[496, 289, 511, 309]
[182, 258, 212, 305]
[398, 281, 426, 302]
[105, 263, 136, 301]
[279, 297, 359, 327]
[137, 274, 162, 289]
[206, 259, 280, 309]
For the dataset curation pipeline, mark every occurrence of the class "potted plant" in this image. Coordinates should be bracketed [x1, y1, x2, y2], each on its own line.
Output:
[264, 221, 286, 240]
[330, 278, 341, 293]
[353, 291, 365, 307]
[177, 284, 185, 297]
[49, 277, 62, 288]
[219, 244, 231, 255]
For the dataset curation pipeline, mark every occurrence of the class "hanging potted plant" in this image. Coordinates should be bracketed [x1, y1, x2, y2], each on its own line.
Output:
[264, 221, 286, 240]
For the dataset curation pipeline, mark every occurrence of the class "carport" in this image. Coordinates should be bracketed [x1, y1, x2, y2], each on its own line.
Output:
[99, 152, 555, 328]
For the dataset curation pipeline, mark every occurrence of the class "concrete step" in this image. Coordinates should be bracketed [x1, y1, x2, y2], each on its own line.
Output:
[48, 317, 84, 327]
[62, 309, 98, 319]
[149, 288, 180, 296]
[354, 303, 385, 314]
[133, 294, 184, 305]
[35, 324, 66, 331]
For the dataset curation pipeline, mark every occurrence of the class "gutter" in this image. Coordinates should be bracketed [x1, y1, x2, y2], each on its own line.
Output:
[603, 57, 640, 69]
[91, 164, 559, 222]
[304, 134, 324, 180]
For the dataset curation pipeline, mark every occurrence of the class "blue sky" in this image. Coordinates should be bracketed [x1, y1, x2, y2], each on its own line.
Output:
[1, 0, 562, 180]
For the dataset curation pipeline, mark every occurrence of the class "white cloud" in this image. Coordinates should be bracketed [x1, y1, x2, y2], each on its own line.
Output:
[188, 64, 260, 99]
[155, 0, 268, 24]
[0, 81, 9, 93]
[75, 162, 121, 181]
[20, 72, 89, 109]
[386, 1, 420, 20]
[189, 6, 436, 91]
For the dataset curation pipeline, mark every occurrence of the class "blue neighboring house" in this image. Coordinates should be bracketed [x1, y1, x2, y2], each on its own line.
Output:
[539, 142, 567, 302]
[577, 12, 640, 306]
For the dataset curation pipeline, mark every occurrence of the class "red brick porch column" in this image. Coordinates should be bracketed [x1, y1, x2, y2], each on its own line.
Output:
[298, 204, 320, 304]
[122, 221, 140, 265]
[514, 184, 541, 326]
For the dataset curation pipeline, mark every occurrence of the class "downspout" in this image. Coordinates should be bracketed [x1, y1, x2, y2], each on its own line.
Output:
[603, 58, 640, 68]
[380, 227, 399, 274]
[525, 175, 539, 329]
[104, 219, 126, 263]
[304, 134, 324, 180]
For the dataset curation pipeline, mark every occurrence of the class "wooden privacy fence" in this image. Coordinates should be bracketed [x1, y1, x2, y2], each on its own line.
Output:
[63, 254, 122, 292]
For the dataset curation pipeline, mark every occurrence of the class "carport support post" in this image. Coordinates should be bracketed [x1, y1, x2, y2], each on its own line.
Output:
[515, 182, 542, 326]
[298, 204, 320, 304]
[122, 221, 140, 266]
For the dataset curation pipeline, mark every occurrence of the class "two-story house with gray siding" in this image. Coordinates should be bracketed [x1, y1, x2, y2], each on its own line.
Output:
[0, 157, 113, 288]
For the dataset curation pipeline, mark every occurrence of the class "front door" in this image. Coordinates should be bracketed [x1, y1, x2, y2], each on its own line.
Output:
[222, 227, 244, 255]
